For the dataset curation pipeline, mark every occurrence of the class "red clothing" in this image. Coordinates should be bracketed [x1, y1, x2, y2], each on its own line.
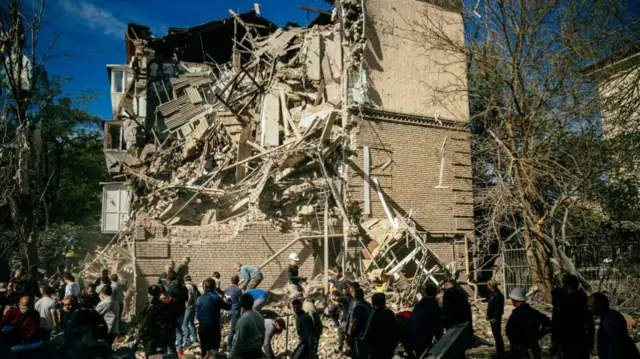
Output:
[0, 307, 40, 345]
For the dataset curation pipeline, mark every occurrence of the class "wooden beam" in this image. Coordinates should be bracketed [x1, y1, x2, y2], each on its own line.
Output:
[324, 199, 329, 294]
[299, 5, 332, 16]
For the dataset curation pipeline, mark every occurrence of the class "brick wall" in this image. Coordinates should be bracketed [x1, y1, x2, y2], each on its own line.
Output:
[349, 118, 473, 234]
[134, 221, 316, 312]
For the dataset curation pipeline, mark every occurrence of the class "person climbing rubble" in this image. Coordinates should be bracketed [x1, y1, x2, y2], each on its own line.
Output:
[328, 284, 352, 354]
[245, 288, 271, 311]
[287, 253, 305, 295]
[263, 318, 286, 359]
[505, 287, 552, 359]
[291, 298, 316, 359]
[235, 263, 264, 290]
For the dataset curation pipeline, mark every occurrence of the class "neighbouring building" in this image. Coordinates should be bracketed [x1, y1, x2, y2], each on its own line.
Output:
[96, 0, 473, 313]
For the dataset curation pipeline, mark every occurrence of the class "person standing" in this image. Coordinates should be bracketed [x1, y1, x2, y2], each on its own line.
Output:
[505, 288, 552, 359]
[303, 300, 323, 358]
[229, 293, 266, 359]
[96, 275, 110, 295]
[558, 275, 594, 359]
[182, 275, 199, 347]
[165, 272, 188, 356]
[291, 298, 315, 359]
[235, 263, 264, 290]
[110, 274, 125, 325]
[487, 280, 505, 358]
[195, 277, 232, 356]
[35, 286, 59, 340]
[348, 288, 373, 359]
[0, 283, 8, 316]
[177, 256, 191, 280]
[225, 275, 244, 350]
[442, 279, 472, 330]
[157, 262, 175, 287]
[50, 264, 66, 300]
[0, 296, 40, 346]
[409, 284, 443, 358]
[263, 318, 286, 359]
[364, 293, 398, 359]
[63, 273, 80, 298]
[80, 283, 100, 308]
[95, 285, 119, 348]
[93, 269, 110, 289]
[588, 292, 640, 359]
[136, 285, 171, 357]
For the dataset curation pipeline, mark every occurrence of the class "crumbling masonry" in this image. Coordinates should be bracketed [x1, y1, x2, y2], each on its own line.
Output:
[88, 0, 473, 314]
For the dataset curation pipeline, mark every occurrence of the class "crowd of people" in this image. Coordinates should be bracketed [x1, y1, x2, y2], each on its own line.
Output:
[1, 256, 638, 359]
[0, 264, 124, 357]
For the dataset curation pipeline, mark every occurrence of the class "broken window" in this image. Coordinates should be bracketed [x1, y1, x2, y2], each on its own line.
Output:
[105, 122, 123, 150]
[112, 70, 125, 93]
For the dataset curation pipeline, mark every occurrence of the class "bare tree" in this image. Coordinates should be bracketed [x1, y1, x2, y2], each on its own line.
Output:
[399, 0, 638, 300]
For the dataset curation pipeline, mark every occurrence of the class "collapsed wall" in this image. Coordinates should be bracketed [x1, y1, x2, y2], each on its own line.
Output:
[86, 0, 475, 315]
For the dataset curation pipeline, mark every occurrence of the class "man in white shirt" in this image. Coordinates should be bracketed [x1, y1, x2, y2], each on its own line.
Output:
[63, 273, 80, 298]
[95, 285, 119, 347]
[35, 286, 59, 340]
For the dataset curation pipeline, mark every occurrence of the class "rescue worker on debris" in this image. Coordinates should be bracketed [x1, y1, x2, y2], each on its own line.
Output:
[557, 274, 595, 359]
[291, 298, 316, 359]
[505, 287, 552, 359]
[263, 318, 286, 359]
[442, 279, 472, 330]
[235, 263, 264, 290]
[177, 256, 190, 280]
[409, 284, 443, 358]
[136, 285, 171, 357]
[588, 292, 640, 359]
[303, 299, 323, 357]
[287, 253, 305, 294]
[487, 280, 506, 359]
[364, 292, 399, 359]
[245, 288, 271, 311]
[229, 293, 266, 359]
[347, 287, 373, 359]
[331, 281, 354, 354]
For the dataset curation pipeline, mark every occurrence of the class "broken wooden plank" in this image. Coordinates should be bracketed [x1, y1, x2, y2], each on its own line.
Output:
[260, 92, 281, 147]
[320, 110, 337, 143]
[280, 90, 302, 139]
[236, 126, 251, 181]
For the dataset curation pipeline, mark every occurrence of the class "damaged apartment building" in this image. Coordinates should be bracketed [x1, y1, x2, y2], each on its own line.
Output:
[93, 0, 474, 313]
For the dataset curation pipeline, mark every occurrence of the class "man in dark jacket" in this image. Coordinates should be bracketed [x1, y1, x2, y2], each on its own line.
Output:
[63, 295, 109, 343]
[196, 277, 232, 356]
[225, 275, 244, 350]
[442, 279, 472, 329]
[558, 275, 595, 359]
[0, 296, 40, 347]
[348, 287, 373, 359]
[409, 284, 443, 358]
[588, 292, 640, 359]
[165, 272, 188, 355]
[137, 285, 172, 357]
[79, 284, 101, 309]
[291, 298, 315, 359]
[487, 280, 505, 358]
[364, 293, 398, 359]
[505, 288, 551, 359]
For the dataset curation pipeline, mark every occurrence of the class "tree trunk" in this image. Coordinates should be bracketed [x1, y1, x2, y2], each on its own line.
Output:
[523, 227, 553, 301]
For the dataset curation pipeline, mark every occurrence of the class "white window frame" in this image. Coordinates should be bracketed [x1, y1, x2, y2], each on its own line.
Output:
[111, 70, 126, 94]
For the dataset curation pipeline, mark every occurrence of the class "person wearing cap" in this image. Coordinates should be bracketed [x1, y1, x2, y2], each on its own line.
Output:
[264, 318, 286, 359]
[487, 280, 505, 358]
[287, 253, 304, 287]
[235, 263, 264, 290]
[291, 298, 316, 359]
[505, 287, 551, 358]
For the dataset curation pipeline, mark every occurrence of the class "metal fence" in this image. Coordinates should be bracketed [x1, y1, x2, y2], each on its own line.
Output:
[501, 242, 640, 310]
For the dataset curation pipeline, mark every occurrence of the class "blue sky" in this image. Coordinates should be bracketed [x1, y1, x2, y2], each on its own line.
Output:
[40, 0, 332, 120]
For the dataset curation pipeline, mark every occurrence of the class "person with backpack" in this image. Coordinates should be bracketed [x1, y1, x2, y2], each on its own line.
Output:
[347, 287, 373, 359]
[182, 275, 199, 347]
